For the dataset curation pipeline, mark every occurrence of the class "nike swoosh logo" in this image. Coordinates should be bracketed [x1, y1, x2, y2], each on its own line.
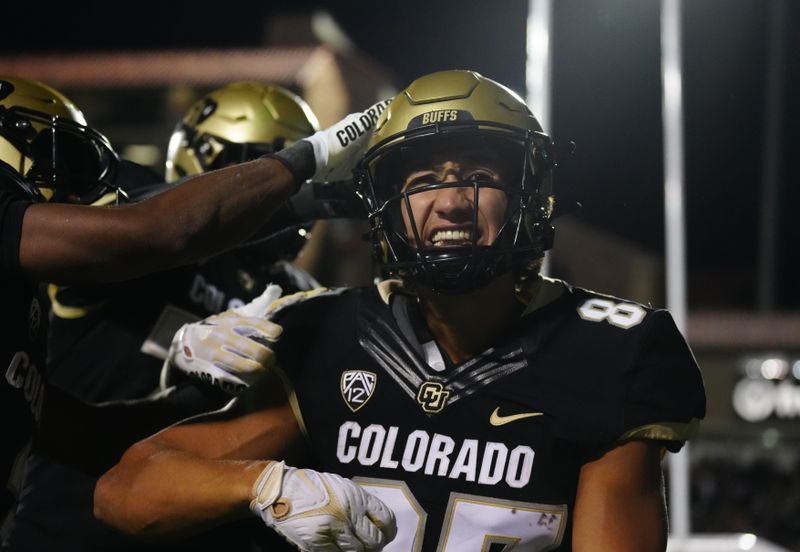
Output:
[489, 407, 544, 426]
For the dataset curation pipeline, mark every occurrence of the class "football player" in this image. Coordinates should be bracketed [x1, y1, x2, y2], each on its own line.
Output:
[0, 76, 358, 287]
[4, 82, 325, 552]
[95, 70, 705, 551]
[1, 76, 393, 550]
[0, 76, 159, 535]
[1, 73, 380, 435]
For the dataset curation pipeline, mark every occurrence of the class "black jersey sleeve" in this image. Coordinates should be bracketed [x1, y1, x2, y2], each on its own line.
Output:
[0, 186, 32, 279]
[619, 310, 706, 451]
[270, 287, 354, 374]
[267, 287, 356, 439]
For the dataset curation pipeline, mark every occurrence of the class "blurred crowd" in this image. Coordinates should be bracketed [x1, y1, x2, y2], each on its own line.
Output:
[664, 458, 800, 551]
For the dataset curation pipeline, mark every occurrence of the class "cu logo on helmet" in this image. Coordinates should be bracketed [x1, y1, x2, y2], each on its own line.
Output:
[417, 381, 450, 413]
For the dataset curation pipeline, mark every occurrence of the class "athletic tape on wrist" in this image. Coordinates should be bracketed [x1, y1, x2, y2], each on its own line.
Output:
[250, 461, 285, 514]
[261, 141, 315, 193]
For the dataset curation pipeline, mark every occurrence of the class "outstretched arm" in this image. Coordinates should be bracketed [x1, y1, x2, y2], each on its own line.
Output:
[21, 157, 295, 283]
[19, 99, 391, 284]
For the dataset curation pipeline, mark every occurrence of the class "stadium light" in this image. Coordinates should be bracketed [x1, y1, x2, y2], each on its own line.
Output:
[526, 0, 552, 274]
[660, 0, 691, 539]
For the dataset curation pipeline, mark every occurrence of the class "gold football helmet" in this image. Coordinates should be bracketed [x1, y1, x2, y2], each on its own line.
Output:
[355, 70, 557, 294]
[0, 76, 117, 202]
[165, 82, 319, 182]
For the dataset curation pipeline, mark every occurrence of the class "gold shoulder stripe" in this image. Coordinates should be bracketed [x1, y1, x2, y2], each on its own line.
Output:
[47, 284, 107, 320]
[618, 418, 701, 443]
[265, 287, 330, 316]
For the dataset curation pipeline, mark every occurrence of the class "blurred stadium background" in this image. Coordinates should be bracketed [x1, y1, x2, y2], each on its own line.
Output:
[2, 0, 798, 549]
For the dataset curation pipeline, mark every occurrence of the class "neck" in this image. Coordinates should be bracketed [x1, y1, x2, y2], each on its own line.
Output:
[417, 273, 521, 364]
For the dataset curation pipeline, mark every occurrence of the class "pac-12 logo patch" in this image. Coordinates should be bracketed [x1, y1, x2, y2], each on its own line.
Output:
[341, 370, 377, 412]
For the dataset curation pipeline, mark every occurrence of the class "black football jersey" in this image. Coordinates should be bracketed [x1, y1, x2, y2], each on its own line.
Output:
[9, 167, 312, 551]
[46, 256, 315, 402]
[271, 278, 706, 551]
[45, 163, 315, 402]
[0, 185, 43, 418]
[8, 256, 315, 552]
[0, 184, 47, 531]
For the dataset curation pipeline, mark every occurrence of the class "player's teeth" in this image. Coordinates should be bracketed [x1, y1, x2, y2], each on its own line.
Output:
[431, 230, 472, 245]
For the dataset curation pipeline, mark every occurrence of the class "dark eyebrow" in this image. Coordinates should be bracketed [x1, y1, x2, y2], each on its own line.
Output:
[402, 171, 437, 190]
[402, 160, 504, 187]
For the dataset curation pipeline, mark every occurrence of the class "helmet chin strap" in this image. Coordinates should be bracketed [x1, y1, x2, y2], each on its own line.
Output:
[413, 249, 511, 295]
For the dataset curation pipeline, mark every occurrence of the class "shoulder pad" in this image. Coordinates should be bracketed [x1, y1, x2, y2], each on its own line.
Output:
[572, 287, 653, 331]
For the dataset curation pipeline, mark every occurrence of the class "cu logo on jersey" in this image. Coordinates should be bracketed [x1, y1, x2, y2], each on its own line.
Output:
[417, 381, 450, 413]
[341, 370, 377, 412]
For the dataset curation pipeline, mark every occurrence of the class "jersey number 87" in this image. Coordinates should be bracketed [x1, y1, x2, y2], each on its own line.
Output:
[356, 478, 567, 551]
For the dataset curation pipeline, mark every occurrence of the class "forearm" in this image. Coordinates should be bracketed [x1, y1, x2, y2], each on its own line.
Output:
[20, 157, 297, 283]
[94, 439, 267, 538]
[147, 157, 297, 267]
[94, 378, 302, 537]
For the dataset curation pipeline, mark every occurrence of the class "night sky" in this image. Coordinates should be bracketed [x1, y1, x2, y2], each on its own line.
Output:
[3, 0, 798, 308]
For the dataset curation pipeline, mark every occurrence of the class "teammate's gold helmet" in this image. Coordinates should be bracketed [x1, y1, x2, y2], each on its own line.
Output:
[0, 76, 118, 202]
[165, 82, 319, 182]
[355, 70, 557, 294]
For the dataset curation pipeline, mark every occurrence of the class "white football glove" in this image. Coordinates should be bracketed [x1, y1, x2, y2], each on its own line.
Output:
[251, 461, 397, 552]
[304, 99, 393, 183]
[168, 284, 283, 394]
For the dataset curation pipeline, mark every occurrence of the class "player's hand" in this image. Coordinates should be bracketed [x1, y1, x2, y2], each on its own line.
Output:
[168, 284, 283, 394]
[304, 99, 393, 183]
[251, 461, 397, 552]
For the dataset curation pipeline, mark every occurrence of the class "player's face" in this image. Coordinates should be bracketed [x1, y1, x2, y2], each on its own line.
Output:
[400, 148, 510, 250]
